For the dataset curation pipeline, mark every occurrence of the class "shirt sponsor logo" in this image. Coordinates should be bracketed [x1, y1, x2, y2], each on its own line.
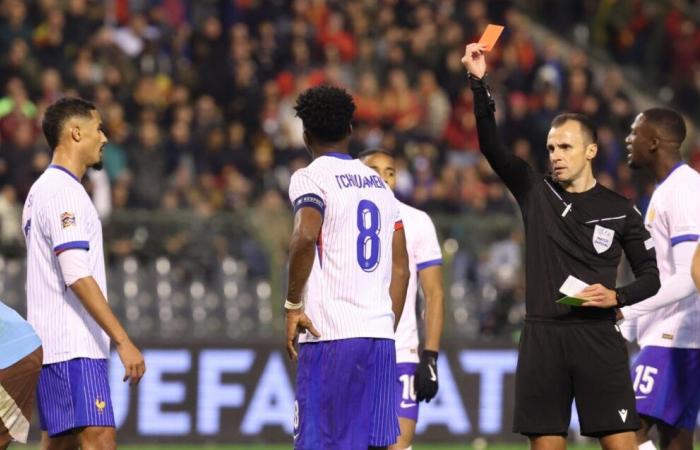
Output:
[61, 212, 76, 229]
[592, 225, 615, 254]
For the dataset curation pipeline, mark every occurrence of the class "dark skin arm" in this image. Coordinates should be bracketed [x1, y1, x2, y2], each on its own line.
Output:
[419, 265, 444, 351]
[69, 276, 145, 384]
[285, 208, 321, 361]
[390, 226, 409, 330]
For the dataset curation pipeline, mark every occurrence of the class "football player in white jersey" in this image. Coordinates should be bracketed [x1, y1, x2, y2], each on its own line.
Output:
[285, 86, 410, 450]
[360, 149, 444, 450]
[22, 98, 145, 450]
[620, 108, 700, 450]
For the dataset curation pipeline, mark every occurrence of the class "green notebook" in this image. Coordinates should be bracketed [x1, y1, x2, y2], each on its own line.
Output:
[556, 296, 586, 306]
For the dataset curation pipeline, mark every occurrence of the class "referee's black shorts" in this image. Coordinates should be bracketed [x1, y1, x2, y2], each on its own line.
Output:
[513, 318, 639, 437]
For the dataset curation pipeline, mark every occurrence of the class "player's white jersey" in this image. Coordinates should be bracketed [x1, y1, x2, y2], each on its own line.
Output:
[635, 164, 700, 348]
[288, 153, 402, 342]
[22, 165, 110, 364]
[395, 201, 442, 363]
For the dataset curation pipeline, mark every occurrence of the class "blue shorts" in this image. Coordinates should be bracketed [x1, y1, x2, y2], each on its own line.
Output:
[36, 358, 115, 437]
[631, 346, 700, 429]
[294, 338, 399, 449]
[396, 363, 419, 421]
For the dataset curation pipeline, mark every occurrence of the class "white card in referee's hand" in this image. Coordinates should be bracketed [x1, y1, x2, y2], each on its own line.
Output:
[559, 275, 589, 297]
[556, 276, 590, 306]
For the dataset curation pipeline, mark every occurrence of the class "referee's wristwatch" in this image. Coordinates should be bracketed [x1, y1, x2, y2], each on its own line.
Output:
[614, 289, 626, 307]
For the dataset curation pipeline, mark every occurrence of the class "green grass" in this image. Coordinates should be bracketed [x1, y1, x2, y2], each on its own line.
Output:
[22, 444, 602, 450]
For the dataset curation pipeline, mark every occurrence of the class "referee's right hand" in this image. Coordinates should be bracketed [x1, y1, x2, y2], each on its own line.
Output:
[117, 339, 146, 385]
[461, 43, 487, 79]
[285, 309, 320, 362]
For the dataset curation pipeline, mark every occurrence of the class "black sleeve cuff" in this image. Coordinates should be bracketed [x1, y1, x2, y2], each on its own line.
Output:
[468, 73, 488, 88]
[615, 288, 626, 307]
[469, 73, 496, 117]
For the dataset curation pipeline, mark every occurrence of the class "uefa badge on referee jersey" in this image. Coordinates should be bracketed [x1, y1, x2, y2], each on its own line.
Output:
[592, 225, 614, 254]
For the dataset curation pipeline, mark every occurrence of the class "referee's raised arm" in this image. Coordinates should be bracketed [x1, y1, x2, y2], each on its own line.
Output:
[461, 43, 533, 201]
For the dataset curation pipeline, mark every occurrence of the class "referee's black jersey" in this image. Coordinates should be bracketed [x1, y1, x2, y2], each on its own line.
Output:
[470, 77, 660, 321]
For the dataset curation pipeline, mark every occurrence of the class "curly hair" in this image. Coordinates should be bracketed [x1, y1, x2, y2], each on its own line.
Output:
[294, 85, 356, 144]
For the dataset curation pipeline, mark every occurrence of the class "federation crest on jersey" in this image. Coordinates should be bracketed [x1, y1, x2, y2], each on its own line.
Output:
[645, 206, 656, 228]
[592, 224, 615, 254]
[60, 212, 76, 228]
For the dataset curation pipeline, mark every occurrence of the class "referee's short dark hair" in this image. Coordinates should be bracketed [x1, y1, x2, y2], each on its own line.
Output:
[357, 148, 394, 160]
[42, 97, 96, 151]
[294, 85, 356, 144]
[642, 107, 686, 144]
[551, 113, 598, 145]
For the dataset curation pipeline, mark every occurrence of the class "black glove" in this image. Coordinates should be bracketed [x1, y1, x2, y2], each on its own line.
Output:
[414, 350, 439, 402]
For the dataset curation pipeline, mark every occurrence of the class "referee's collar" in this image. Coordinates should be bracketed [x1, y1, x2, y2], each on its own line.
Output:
[48, 164, 81, 183]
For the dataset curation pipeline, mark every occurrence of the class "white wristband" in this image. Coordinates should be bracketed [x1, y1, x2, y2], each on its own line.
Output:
[284, 299, 304, 310]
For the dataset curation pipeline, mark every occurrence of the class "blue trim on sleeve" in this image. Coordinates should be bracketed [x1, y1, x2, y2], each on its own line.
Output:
[293, 194, 325, 216]
[417, 258, 443, 271]
[48, 164, 81, 183]
[325, 152, 352, 160]
[670, 234, 700, 246]
[54, 240, 90, 254]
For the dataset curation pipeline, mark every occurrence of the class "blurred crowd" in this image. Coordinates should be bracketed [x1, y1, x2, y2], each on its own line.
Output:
[524, 0, 700, 118]
[1, 0, 698, 229]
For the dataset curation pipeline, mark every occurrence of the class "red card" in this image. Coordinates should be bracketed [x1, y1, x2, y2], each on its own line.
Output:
[478, 24, 505, 52]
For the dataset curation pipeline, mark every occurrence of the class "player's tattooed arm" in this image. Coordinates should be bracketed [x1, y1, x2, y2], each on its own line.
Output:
[390, 227, 409, 331]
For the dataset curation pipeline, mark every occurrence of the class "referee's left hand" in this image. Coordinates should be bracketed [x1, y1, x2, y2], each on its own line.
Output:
[578, 284, 617, 308]
[415, 350, 439, 402]
[285, 309, 320, 362]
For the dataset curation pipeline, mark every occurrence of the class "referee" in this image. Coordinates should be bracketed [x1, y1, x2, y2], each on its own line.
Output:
[462, 43, 660, 450]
